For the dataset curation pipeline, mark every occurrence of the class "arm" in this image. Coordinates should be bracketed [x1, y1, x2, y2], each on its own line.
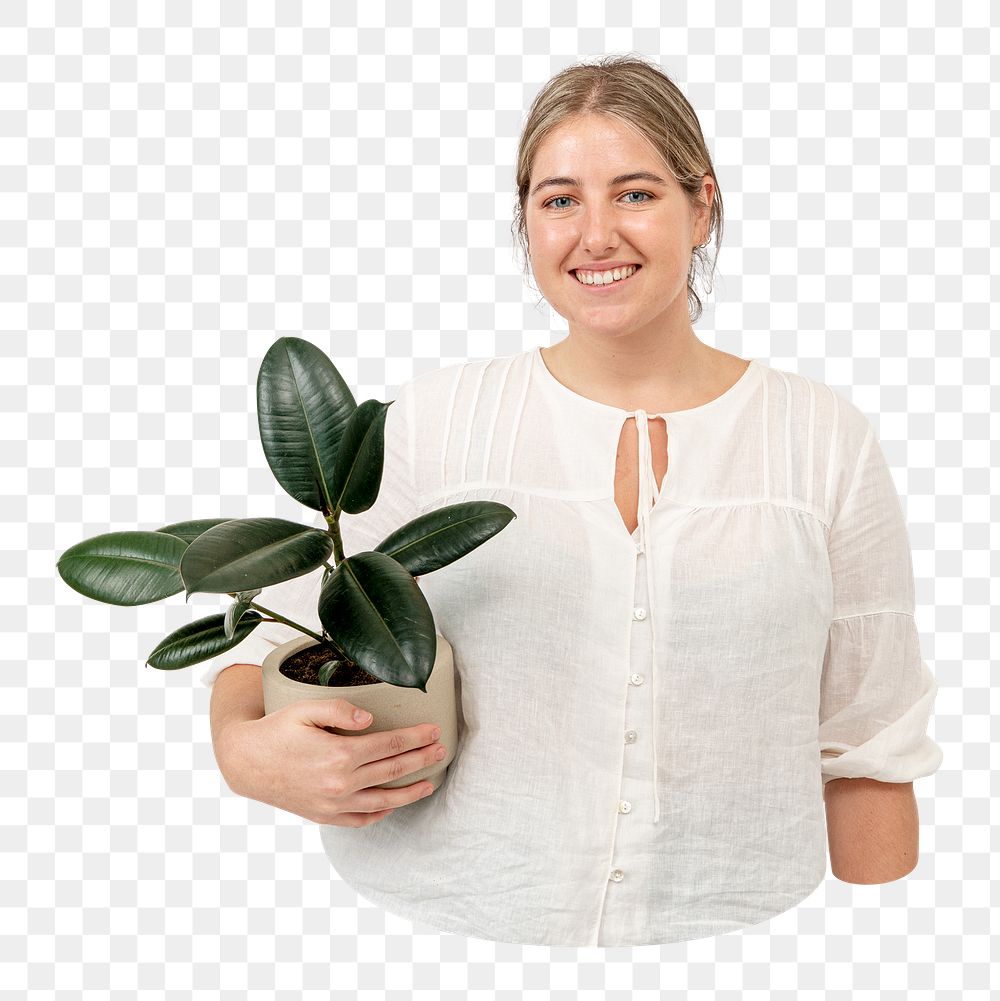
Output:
[819, 415, 942, 882]
[209, 663, 265, 782]
[823, 777, 919, 883]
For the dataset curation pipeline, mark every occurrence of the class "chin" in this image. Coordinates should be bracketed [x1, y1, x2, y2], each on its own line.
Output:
[569, 309, 647, 332]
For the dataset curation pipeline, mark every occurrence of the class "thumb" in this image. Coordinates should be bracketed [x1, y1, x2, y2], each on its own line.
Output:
[296, 697, 373, 730]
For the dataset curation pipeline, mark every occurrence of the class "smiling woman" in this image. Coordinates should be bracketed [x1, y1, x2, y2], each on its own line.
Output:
[524, 113, 718, 378]
[512, 58, 739, 416]
[201, 53, 942, 950]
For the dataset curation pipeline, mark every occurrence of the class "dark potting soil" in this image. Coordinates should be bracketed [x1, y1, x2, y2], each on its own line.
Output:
[279, 643, 383, 688]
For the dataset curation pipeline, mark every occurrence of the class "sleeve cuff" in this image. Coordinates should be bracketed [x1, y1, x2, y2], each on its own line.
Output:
[820, 667, 944, 784]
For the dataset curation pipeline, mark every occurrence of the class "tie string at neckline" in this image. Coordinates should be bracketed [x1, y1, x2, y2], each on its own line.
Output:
[634, 410, 663, 825]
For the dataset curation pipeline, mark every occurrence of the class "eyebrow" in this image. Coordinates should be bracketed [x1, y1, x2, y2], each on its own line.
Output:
[529, 170, 669, 198]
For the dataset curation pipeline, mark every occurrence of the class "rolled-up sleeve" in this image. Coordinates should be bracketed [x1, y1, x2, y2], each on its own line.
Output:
[818, 420, 944, 785]
[198, 377, 422, 688]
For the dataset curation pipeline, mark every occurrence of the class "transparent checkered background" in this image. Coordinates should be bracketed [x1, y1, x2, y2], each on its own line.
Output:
[4, 2, 994, 997]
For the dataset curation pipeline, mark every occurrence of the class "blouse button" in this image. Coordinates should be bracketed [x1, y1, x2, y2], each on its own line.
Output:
[633, 606, 647, 621]
[624, 729, 637, 743]
[610, 868, 625, 882]
[618, 800, 632, 814]
[630, 673, 644, 685]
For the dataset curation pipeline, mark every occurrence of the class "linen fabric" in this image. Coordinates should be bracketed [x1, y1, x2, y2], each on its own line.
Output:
[199, 346, 943, 947]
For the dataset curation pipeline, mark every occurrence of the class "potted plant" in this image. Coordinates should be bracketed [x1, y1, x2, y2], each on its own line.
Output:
[57, 336, 516, 790]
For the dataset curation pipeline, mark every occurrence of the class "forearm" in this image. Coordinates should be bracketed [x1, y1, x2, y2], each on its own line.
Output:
[209, 663, 265, 768]
[824, 777, 919, 883]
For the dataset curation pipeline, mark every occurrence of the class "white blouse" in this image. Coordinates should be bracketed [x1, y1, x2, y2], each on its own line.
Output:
[200, 345, 943, 947]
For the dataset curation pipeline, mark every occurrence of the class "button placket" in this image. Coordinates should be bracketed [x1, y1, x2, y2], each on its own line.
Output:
[609, 496, 654, 895]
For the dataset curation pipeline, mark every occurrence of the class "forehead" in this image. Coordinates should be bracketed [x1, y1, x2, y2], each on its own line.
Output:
[531, 115, 662, 171]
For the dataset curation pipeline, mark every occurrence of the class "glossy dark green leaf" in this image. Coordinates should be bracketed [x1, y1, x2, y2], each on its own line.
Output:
[146, 611, 264, 670]
[318, 551, 437, 691]
[374, 500, 517, 576]
[180, 517, 333, 597]
[57, 531, 190, 606]
[155, 518, 234, 545]
[329, 398, 389, 515]
[257, 336, 357, 513]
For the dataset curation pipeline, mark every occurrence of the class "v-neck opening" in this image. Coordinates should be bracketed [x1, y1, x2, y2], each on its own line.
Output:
[621, 413, 669, 540]
[530, 346, 762, 544]
[619, 410, 670, 544]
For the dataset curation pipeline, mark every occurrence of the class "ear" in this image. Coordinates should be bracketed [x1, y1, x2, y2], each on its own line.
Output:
[695, 176, 714, 246]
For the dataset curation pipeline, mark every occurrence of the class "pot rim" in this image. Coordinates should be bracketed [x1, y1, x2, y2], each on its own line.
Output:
[262, 633, 449, 693]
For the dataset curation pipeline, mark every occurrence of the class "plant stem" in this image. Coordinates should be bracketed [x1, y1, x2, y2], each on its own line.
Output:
[324, 511, 345, 564]
[247, 601, 354, 664]
[247, 601, 323, 643]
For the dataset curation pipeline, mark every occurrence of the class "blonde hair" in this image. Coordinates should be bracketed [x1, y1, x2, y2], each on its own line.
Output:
[512, 54, 723, 324]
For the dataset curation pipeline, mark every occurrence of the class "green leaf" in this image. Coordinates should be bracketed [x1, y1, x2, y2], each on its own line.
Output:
[317, 656, 350, 686]
[257, 336, 357, 513]
[179, 517, 333, 597]
[57, 531, 190, 606]
[146, 611, 264, 670]
[318, 551, 437, 691]
[155, 518, 234, 545]
[329, 398, 390, 515]
[374, 500, 517, 576]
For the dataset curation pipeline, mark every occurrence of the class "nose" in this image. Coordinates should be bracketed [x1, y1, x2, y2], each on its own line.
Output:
[577, 202, 620, 256]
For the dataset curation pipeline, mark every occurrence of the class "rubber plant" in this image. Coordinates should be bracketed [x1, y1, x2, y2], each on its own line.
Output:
[57, 337, 516, 691]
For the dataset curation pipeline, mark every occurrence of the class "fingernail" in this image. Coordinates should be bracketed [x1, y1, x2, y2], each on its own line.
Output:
[354, 709, 371, 722]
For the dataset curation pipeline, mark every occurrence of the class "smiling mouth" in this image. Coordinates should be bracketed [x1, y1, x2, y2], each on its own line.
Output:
[571, 265, 642, 289]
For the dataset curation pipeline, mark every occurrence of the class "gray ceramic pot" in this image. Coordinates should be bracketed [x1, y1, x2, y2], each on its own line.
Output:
[261, 633, 456, 790]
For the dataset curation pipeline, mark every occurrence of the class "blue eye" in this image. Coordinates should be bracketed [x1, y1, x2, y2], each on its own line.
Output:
[542, 190, 654, 211]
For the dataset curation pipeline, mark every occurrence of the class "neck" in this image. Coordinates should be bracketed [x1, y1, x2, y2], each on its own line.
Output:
[545, 329, 716, 411]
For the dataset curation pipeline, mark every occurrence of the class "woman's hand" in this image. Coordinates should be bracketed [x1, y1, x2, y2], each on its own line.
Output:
[215, 698, 446, 826]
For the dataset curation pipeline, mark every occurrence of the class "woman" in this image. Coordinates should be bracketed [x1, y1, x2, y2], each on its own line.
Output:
[204, 55, 942, 947]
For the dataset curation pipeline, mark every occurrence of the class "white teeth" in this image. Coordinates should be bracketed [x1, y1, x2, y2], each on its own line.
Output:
[574, 265, 638, 285]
